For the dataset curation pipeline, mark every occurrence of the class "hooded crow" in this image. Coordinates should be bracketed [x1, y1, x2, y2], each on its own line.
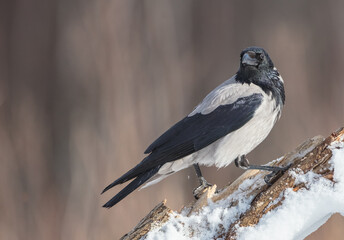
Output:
[102, 46, 286, 208]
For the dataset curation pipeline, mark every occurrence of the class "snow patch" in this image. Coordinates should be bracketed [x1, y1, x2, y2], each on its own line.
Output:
[237, 139, 344, 240]
[144, 139, 344, 240]
[146, 174, 266, 239]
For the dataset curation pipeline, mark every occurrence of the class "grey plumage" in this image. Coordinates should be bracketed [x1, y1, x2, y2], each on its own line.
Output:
[102, 46, 285, 208]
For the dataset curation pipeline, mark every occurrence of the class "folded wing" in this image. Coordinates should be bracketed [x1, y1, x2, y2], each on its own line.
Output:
[102, 93, 263, 207]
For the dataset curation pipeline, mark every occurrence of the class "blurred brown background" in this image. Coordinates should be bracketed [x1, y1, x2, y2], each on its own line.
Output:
[1, 0, 344, 239]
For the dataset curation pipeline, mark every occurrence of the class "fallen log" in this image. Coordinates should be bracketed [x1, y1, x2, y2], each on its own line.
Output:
[121, 127, 344, 240]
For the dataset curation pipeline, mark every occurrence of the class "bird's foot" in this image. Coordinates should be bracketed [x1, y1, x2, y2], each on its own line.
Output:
[264, 163, 292, 185]
[193, 177, 213, 200]
[235, 155, 292, 185]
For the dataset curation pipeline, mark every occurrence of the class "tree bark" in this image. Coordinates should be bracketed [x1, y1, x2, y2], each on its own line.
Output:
[121, 127, 344, 239]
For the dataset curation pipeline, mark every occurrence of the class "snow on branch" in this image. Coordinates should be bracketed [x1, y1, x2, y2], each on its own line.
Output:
[121, 127, 344, 240]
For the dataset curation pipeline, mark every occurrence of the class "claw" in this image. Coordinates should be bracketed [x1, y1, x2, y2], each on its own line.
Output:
[264, 173, 275, 185]
[193, 177, 213, 199]
[264, 163, 292, 185]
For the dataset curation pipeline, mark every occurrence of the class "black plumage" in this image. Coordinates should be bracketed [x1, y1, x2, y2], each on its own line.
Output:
[102, 94, 263, 208]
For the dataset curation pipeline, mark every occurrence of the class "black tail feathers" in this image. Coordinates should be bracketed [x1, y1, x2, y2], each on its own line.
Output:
[101, 157, 153, 195]
[102, 166, 160, 208]
[101, 181, 119, 194]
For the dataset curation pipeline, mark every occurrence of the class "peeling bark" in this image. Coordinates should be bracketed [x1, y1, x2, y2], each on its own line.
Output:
[120, 200, 172, 240]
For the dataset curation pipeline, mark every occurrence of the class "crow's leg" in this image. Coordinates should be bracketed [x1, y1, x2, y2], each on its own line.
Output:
[193, 163, 213, 199]
[235, 155, 291, 185]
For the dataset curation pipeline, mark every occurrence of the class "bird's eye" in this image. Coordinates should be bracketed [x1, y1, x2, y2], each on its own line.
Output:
[258, 53, 264, 61]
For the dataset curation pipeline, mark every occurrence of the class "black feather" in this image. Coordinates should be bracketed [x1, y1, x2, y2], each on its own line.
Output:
[145, 93, 263, 156]
[101, 157, 150, 194]
[102, 166, 160, 208]
[116, 94, 263, 181]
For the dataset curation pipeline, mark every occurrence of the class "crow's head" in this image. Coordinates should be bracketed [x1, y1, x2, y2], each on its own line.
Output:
[236, 47, 277, 84]
[240, 46, 274, 70]
[236, 47, 285, 105]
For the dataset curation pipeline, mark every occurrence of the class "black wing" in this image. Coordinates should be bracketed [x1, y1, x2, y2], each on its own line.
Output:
[102, 93, 263, 202]
[145, 93, 263, 155]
